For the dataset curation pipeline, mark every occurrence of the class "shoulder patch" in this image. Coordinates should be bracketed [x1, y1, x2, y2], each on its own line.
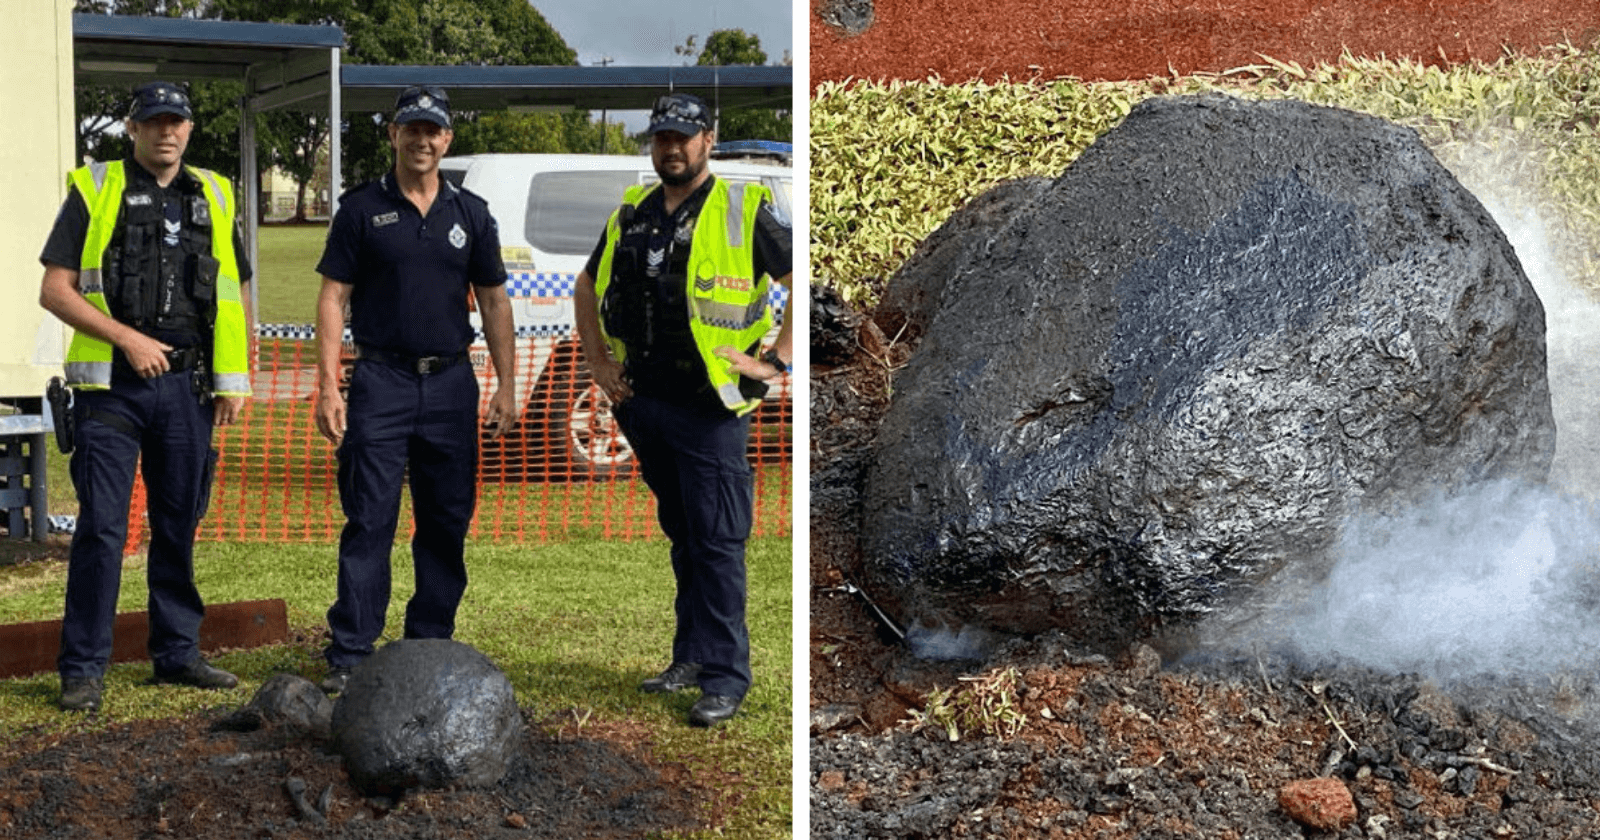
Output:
[338, 180, 379, 202]
[456, 182, 491, 207]
[761, 199, 791, 231]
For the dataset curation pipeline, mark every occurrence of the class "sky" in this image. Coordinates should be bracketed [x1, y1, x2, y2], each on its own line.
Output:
[529, 0, 794, 68]
[527, 0, 794, 131]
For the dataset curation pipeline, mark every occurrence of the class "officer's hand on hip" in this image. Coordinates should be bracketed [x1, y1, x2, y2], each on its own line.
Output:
[121, 333, 174, 378]
[213, 395, 246, 427]
[315, 387, 347, 445]
[716, 346, 787, 382]
[591, 356, 632, 405]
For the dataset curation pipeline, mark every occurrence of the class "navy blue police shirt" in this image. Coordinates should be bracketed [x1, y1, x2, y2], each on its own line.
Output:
[316, 172, 505, 357]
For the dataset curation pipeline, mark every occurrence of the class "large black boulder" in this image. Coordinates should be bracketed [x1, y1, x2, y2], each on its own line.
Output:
[859, 94, 1555, 649]
[331, 640, 523, 796]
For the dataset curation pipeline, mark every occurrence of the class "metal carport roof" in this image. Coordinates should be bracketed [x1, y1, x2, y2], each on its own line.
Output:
[73, 13, 344, 108]
[70, 12, 793, 318]
[337, 64, 791, 113]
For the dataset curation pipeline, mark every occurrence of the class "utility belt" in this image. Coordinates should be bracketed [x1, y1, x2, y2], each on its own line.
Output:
[356, 344, 469, 376]
[112, 345, 205, 378]
[111, 345, 214, 409]
[48, 345, 211, 454]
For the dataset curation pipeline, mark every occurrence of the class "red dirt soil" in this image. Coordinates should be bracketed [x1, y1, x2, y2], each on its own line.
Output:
[811, 0, 1600, 87]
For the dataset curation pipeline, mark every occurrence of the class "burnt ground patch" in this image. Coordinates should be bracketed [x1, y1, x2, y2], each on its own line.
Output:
[0, 708, 719, 839]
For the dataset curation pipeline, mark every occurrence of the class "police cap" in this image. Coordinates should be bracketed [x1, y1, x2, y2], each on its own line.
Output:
[128, 81, 193, 122]
[393, 85, 452, 128]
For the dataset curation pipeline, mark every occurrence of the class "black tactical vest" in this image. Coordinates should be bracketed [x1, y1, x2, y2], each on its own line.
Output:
[104, 178, 214, 347]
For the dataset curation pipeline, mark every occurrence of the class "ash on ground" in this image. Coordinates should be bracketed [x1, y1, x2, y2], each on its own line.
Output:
[0, 706, 705, 839]
[811, 600, 1600, 839]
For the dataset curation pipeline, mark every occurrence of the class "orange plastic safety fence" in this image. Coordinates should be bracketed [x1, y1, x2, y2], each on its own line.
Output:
[145, 335, 794, 547]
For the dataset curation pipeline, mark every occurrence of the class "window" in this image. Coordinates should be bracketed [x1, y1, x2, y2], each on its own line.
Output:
[525, 170, 649, 256]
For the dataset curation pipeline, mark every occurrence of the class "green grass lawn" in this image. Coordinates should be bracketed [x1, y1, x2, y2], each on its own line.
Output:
[252, 223, 329, 325]
[0, 535, 794, 838]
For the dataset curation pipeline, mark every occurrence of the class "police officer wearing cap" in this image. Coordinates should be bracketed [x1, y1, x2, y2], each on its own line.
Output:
[39, 81, 253, 712]
[574, 92, 793, 728]
[313, 85, 516, 694]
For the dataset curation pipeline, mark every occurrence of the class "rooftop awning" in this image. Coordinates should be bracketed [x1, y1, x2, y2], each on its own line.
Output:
[73, 12, 343, 101]
[73, 13, 791, 117]
[337, 64, 791, 114]
[70, 12, 793, 318]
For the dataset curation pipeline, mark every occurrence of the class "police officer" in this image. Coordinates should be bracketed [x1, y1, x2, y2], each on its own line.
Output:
[313, 86, 517, 694]
[574, 92, 793, 728]
[39, 81, 253, 712]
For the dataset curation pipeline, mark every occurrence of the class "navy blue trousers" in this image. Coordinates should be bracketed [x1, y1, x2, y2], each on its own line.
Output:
[60, 371, 215, 679]
[615, 394, 754, 699]
[325, 359, 479, 668]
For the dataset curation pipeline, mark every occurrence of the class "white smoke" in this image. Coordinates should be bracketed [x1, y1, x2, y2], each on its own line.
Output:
[1279, 480, 1600, 680]
[1216, 140, 1600, 683]
[905, 621, 999, 661]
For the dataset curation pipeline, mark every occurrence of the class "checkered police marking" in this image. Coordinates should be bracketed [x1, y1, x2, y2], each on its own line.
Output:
[505, 273, 578, 298]
[253, 276, 786, 342]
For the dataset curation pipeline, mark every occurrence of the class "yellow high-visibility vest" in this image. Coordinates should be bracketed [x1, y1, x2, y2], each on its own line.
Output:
[594, 178, 772, 415]
[63, 161, 251, 396]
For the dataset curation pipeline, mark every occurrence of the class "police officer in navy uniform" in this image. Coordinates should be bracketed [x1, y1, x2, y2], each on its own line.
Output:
[39, 81, 253, 712]
[574, 93, 793, 727]
[313, 85, 517, 694]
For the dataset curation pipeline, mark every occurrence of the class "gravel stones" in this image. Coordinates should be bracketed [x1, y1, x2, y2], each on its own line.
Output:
[331, 639, 523, 796]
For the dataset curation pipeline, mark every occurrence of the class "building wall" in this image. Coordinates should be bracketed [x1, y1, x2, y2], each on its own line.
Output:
[0, 0, 74, 398]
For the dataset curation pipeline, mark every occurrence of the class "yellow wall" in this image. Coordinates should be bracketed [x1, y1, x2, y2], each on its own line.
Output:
[0, 0, 74, 398]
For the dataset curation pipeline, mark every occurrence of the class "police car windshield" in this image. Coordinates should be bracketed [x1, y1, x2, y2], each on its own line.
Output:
[525, 170, 652, 256]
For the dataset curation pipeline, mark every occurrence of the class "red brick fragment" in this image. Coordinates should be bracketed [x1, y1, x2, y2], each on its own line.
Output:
[1278, 777, 1357, 831]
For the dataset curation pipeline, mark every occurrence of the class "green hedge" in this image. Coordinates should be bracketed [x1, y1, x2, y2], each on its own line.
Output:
[813, 41, 1600, 308]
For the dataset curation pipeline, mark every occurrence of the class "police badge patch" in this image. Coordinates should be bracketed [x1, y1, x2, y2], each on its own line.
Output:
[449, 223, 467, 249]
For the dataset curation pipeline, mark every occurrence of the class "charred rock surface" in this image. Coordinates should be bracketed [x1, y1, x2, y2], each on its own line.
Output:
[812, 283, 908, 589]
[860, 94, 1555, 647]
[331, 639, 523, 796]
[817, 0, 875, 36]
[213, 673, 333, 741]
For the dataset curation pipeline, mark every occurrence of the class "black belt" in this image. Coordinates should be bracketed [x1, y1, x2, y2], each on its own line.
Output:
[356, 345, 468, 376]
[114, 345, 204, 378]
[163, 346, 204, 372]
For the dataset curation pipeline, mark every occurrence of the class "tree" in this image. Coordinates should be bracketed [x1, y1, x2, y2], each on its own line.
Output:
[685, 29, 792, 145]
[211, 0, 587, 207]
[450, 111, 632, 158]
[257, 111, 331, 220]
[699, 30, 767, 66]
[72, 0, 653, 215]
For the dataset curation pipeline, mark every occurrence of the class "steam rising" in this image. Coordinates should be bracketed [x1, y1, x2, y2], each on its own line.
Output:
[1218, 143, 1600, 683]
[906, 621, 998, 661]
[1279, 480, 1600, 680]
